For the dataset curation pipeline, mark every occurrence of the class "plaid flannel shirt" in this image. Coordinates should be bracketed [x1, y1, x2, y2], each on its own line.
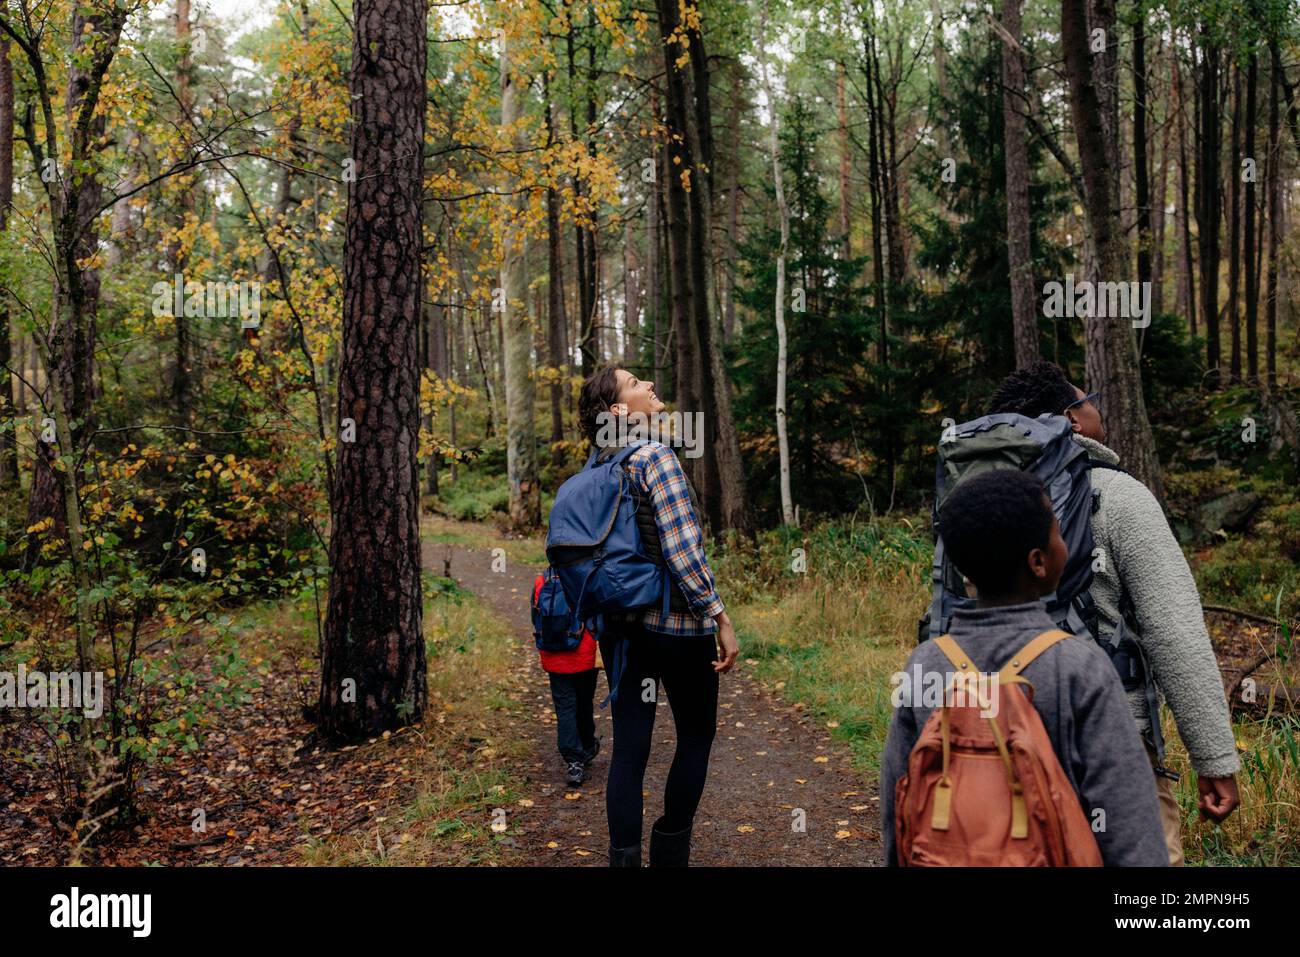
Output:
[622, 442, 724, 636]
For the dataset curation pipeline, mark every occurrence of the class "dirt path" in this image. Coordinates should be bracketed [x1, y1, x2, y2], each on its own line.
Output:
[424, 525, 883, 867]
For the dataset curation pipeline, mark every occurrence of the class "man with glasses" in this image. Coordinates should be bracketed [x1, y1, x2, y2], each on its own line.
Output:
[987, 361, 1240, 865]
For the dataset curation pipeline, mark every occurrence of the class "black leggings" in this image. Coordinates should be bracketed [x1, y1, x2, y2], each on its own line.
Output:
[598, 626, 719, 847]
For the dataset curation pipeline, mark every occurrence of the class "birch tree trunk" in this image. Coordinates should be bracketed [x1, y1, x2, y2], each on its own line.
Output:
[758, 0, 793, 526]
[500, 33, 539, 529]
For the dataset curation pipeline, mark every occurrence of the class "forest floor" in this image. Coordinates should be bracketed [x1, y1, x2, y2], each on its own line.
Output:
[424, 517, 884, 866]
[8, 510, 1290, 866]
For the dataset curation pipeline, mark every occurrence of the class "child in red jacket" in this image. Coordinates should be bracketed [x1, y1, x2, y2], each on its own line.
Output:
[533, 574, 602, 786]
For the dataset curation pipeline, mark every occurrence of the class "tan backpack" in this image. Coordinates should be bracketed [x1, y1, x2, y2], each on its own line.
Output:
[894, 630, 1103, 867]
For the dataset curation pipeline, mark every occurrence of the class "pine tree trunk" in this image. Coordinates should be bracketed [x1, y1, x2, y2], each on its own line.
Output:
[1265, 39, 1282, 389]
[0, 38, 15, 487]
[171, 0, 194, 420]
[758, 0, 793, 526]
[1175, 52, 1196, 332]
[1243, 49, 1259, 382]
[1001, 0, 1038, 368]
[318, 0, 427, 741]
[1197, 30, 1222, 386]
[1133, 15, 1153, 309]
[1062, 0, 1163, 497]
[1228, 64, 1242, 382]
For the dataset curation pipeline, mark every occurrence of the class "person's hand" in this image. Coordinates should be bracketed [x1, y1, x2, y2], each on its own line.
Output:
[713, 611, 739, 674]
[1196, 774, 1240, 823]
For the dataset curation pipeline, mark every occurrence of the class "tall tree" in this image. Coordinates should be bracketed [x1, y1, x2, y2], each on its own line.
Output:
[1243, 42, 1259, 382]
[0, 37, 14, 487]
[1197, 26, 1222, 385]
[757, 0, 793, 526]
[1228, 63, 1242, 381]
[655, 0, 749, 534]
[1264, 35, 1282, 389]
[7, 0, 126, 558]
[500, 33, 539, 530]
[318, 0, 427, 741]
[1132, 8, 1153, 314]
[999, 0, 1039, 367]
[170, 0, 195, 419]
[1061, 0, 1162, 495]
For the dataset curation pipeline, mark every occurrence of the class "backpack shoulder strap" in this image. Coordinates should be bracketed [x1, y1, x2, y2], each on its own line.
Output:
[998, 629, 1071, 682]
[933, 634, 974, 673]
[604, 440, 649, 468]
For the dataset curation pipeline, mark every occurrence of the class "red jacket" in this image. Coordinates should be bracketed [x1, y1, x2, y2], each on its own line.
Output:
[533, 574, 598, 673]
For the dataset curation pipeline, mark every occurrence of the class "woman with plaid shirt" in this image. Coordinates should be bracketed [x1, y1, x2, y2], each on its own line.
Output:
[578, 366, 740, 867]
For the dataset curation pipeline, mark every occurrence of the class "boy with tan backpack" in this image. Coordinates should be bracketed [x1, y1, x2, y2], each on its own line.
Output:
[881, 470, 1168, 866]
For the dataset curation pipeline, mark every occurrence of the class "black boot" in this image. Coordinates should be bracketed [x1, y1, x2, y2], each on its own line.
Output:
[608, 844, 642, 867]
[649, 817, 692, 867]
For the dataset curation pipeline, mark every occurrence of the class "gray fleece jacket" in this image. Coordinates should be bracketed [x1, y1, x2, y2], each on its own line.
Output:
[881, 602, 1169, 867]
[1077, 435, 1241, 779]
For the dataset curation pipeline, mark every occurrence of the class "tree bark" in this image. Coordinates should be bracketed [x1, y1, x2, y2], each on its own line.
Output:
[1175, 51, 1197, 332]
[1243, 47, 1259, 382]
[0, 38, 15, 486]
[655, 0, 748, 534]
[170, 0, 195, 420]
[757, 0, 793, 526]
[1000, 0, 1038, 367]
[496, 33, 538, 530]
[1133, 13, 1153, 313]
[1228, 63, 1242, 382]
[1265, 39, 1282, 389]
[1062, 0, 1163, 497]
[1197, 30, 1222, 386]
[319, 0, 427, 741]
[837, 60, 852, 259]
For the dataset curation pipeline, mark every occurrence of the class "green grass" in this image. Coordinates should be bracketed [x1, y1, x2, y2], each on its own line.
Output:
[300, 582, 530, 865]
[421, 513, 546, 566]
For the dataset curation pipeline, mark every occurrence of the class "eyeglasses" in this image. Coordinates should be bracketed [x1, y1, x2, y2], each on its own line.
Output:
[1063, 391, 1100, 412]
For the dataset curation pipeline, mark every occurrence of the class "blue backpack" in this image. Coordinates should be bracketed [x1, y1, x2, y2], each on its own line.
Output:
[531, 566, 584, 653]
[538, 441, 672, 700]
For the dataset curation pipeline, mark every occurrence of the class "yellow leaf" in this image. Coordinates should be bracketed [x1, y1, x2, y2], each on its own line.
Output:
[737, 825, 755, 833]
[835, 830, 852, 840]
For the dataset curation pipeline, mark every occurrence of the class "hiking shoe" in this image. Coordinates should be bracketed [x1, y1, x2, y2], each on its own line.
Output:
[564, 760, 587, 787]
[583, 736, 602, 767]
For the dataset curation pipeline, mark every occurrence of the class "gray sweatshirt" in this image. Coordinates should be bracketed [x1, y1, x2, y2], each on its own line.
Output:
[881, 602, 1169, 867]
[1077, 435, 1241, 779]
